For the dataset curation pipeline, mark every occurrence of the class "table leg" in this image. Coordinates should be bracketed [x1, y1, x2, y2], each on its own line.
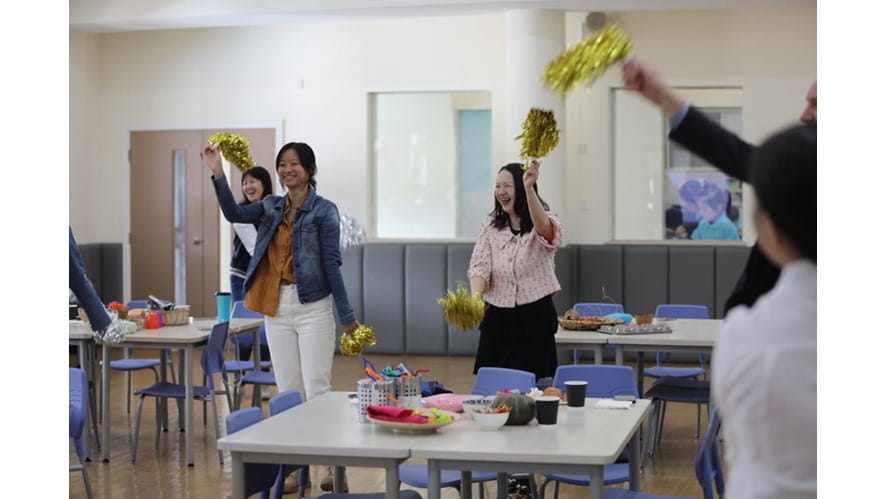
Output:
[160, 348, 169, 431]
[428, 459, 442, 499]
[615, 346, 624, 366]
[629, 427, 641, 490]
[101, 344, 110, 462]
[78, 341, 91, 459]
[333, 465, 346, 492]
[386, 461, 401, 499]
[460, 471, 472, 499]
[589, 466, 603, 499]
[635, 352, 645, 397]
[497, 473, 507, 499]
[87, 341, 101, 452]
[231, 451, 245, 499]
[185, 345, 194, 466]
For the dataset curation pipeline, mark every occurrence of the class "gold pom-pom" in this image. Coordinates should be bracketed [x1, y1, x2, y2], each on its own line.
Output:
[208, 132, 255, 173]
[339, 323, 377, 357]
[438, 282, 486, 332]
[542, 22, 633, 98]
[515, 108, 560, 163]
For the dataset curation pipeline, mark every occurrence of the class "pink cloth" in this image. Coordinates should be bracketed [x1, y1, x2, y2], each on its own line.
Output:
[468, 215, 562, 308]
[366, 405, 427, 423]
[421, 393, 468, 413]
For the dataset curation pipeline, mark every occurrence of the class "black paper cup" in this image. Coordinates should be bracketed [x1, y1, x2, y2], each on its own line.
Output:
[536, 396, 560, 426]
[565, 380, 588, 408]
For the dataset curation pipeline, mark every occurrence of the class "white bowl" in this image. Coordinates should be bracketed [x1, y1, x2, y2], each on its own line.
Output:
[462, 398, 493, 420]
[472, 410, 509, 430]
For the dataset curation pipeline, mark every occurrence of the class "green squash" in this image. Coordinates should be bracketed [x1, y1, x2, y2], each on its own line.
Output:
[491, 393, 536, 425]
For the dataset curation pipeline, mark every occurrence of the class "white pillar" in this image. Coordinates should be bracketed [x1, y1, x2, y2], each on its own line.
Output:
[505, 9, 566, 218]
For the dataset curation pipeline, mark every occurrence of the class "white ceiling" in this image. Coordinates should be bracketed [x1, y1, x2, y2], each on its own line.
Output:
[70, 0, 816, 34]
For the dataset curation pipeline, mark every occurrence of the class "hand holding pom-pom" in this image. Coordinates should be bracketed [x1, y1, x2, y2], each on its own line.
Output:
[438, 283, 486, 332]
[339, 323, 377, 357]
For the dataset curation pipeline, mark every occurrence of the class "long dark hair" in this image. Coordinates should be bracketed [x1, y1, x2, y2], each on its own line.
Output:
[276, 142, 317, 188]
[750, 123, 816, 261]
[489, 163, 549, 234]
[239, 166, 273, 205]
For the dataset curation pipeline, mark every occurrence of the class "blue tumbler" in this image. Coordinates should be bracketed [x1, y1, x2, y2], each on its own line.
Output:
[215, 291, 232, 324]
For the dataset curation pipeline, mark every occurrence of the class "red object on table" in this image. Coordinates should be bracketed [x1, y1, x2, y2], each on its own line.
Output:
[366, 405, 427, 423]
[145, 311, 162, 329]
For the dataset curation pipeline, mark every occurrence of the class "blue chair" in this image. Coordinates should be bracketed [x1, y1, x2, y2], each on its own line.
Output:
[269, 390, 309, 499]
[600, 408, 723, 499]
[226, 407, 280, 499]
[110, 300, 169, 414]
[399, 367, 538, 499]
[645, 305, 709, 380]
[643, 377, 710, 459]
[228, 301, 274, 408]
[130, 322, 232, 463]
[571, 303, 625, 364]
[646, 304, 710, 440]
[540, 365, 638, 499]
[70, 368, 94, 499]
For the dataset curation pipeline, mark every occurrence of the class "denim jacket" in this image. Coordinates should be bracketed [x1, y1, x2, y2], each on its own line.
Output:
[211, 175, 355, 324]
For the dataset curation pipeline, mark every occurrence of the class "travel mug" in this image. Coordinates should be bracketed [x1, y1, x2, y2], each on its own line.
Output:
[215, 291, 232, 323]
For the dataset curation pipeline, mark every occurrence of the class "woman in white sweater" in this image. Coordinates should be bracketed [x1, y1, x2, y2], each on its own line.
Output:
[712, 123, 816, 499]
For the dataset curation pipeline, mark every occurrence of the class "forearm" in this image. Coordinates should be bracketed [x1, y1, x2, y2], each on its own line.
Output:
[69, 229, 111, 331]
[470, 276, 487, 296]
[526, 187, 553, 241]
[211, 175, 261, 224]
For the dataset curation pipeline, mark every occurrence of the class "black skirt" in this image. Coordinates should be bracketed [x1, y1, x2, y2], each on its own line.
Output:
[473, 294, 559, 380]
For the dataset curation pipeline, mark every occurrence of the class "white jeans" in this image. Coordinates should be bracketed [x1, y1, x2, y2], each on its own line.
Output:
[264, 284, 336, 401]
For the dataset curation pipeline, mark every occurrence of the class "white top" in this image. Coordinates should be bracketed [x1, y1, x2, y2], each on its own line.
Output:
[233, 223, 257, 255]
[712, 260, 816, 499]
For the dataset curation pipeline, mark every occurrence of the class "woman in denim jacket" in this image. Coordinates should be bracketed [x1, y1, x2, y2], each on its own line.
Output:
[202, 142, 358, 398]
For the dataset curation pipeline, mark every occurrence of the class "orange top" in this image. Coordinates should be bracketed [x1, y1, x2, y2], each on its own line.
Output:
[244, 196, 298, 316]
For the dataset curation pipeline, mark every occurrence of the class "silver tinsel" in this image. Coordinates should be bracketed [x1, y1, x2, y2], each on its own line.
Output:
[339, 213, 367, 251]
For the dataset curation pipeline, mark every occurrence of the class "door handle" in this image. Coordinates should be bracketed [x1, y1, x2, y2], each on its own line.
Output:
[192, 237, 202, 245]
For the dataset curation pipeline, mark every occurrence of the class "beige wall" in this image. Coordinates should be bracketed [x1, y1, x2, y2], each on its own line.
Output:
[69, 7, 815, 244]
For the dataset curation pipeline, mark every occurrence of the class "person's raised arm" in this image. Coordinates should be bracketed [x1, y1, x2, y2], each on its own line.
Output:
[201, 145, 265, 224]
[523, 160, 553, 243]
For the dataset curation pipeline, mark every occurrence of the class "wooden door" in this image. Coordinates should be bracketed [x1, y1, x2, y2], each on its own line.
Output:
[130, 129, 276, 317]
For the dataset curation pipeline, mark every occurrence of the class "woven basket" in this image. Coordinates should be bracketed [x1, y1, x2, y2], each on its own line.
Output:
[162, 306, 190, 326]
[557, 317, 623, 331]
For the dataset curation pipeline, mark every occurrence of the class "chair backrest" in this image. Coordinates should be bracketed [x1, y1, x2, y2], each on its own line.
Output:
[695, 407, 725, 499]
[126, 300, 148, 310]
[552, 365, 638, 398]
[225, 407, 279, 496]
[69, 368, 88, 456]
[573, 302, 624, 317]
[270, 389, 303, 416]
[201, 322, 230, 384]
[471, 367, 536, 395]
[655, 304, 710, 319]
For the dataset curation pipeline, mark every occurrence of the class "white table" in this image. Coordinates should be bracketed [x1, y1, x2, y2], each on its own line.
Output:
[606, 319, 722, 395]
[411, 399, 652, 499]
[80, 318, 262, 465]
[554, 328, 610, 364]
[217, 391, 411, 499]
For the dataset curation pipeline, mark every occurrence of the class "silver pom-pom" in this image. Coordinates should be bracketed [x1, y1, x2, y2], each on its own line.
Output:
[339, 213, 367, 251]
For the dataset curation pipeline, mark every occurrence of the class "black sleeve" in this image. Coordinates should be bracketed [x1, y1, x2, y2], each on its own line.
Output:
[669, 106, 755, 182]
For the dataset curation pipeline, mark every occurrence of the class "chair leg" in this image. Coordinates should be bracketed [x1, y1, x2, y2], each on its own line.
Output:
[79, 456, 95, 499]
[88, 381, 101, 452]
[695, 403, 702, 438]
[528, 473, 538, 499]
[125, 371, 132, 413]
[155, 399, 162, 451]
[209, 394, 224, 464]
[553, 480, 560, 499]
[478, 481, 486, 499]
[538, 477, 550, 499]
[177, 399, 185, 432]
[132, 395, 146, 462]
